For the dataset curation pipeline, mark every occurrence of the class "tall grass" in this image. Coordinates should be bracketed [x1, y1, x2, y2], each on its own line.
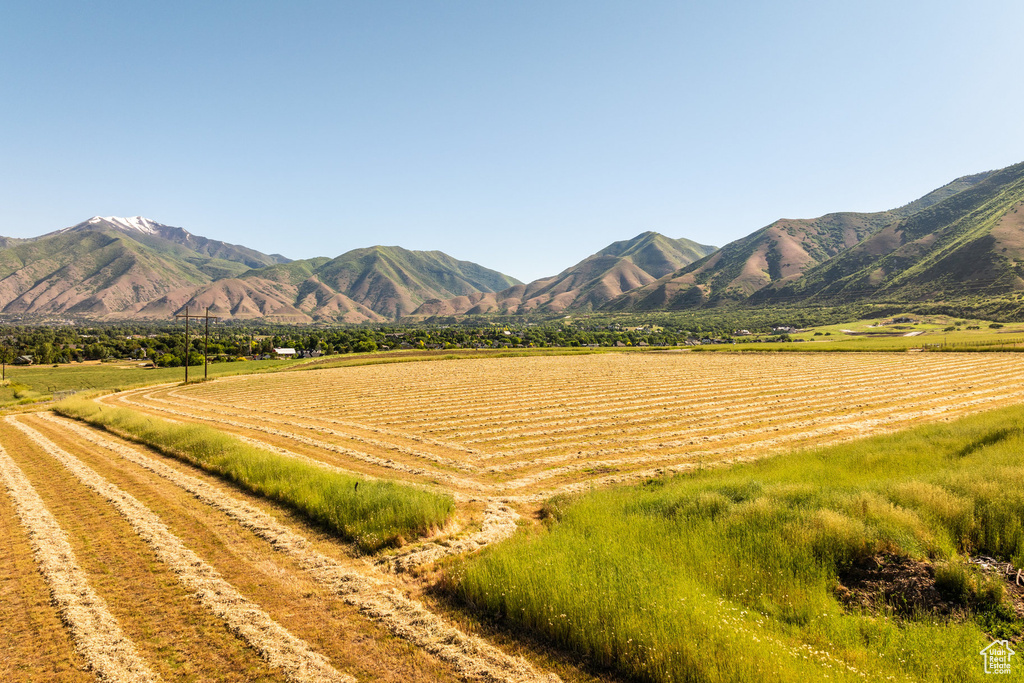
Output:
[454, 405, 1024, 682]
[54, 397, 454, 551]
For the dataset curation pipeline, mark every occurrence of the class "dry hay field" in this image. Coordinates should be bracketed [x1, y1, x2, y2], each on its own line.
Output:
[106, 351, 1024, 501]
[6, 350, 1024, 681]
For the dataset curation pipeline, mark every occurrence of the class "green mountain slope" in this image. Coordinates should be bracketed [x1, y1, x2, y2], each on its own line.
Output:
[761, 162, 1024, 304]
[145, 246, 523, 322]
[410, 232, 716, 317]
[606, 168, 1005, 312]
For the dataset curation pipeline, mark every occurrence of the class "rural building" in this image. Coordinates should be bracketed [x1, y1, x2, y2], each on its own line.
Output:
[272, 347, 296, 357]
[14, 355, 33, 365]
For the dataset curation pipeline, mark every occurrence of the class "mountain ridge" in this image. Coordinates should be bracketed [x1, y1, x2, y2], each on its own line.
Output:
[604, 166, 1018, 312]
[408, 232, 716, 318]
[3, 160, 1023, 322]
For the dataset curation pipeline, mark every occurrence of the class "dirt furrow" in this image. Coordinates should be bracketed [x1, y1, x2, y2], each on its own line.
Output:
[494, 385, 1024, 493]
[144, 391, 478, 471]
[111, 365, 1024, 501]
[38, 413, 558, 683]
[7, 416, 352, 683]
[0, 442, 160, 683]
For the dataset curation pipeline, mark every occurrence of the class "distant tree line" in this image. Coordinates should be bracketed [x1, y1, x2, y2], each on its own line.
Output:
[2, 297, 1018, 365]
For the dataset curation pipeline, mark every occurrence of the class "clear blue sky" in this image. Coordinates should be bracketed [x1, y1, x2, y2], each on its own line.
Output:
[2, 1, 1023, 282]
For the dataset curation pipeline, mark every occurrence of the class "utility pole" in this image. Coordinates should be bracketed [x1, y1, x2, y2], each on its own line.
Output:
[204, 307, 210, 379]
[174, 307, 220, 383]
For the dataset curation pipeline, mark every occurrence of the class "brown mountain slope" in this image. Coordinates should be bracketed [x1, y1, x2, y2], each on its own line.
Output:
[138, 245, 521, 322]
[605, 169, 1000, 312]
[409, 232, 716, 317]
[605, 214, 885, 310]
[135, 276, 385, 324]
[758, 161, 1024, 304]
[0, 217, 289, 318]
[0, 219, 521, 322]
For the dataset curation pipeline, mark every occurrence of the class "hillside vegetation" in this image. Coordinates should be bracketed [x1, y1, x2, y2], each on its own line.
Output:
[608, 162, 1024, 313]
[764, 162, 1024, 304]
[122, 245, 523, 323]
[410, 231, 716, 317]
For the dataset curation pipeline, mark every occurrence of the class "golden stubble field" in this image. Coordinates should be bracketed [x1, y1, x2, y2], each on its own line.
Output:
[112, 351, 1024, 500]
[6, 350, 1024, 681]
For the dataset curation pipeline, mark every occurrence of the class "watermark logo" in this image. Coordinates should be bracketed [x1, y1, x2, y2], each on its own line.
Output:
[980, 640, 1015, 675]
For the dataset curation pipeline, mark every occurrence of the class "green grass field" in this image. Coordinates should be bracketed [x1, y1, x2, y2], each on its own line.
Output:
[704, 315, 1024, 353]
[0, 358, 299, 408]
[54, 397, 455, 551]
[454, 404, 1024, 682]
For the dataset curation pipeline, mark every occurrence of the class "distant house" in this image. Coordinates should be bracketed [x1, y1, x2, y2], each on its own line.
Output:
[14, 355, 33, 365]
[614, 341, 626, 347]
[272, 348, 296, 357]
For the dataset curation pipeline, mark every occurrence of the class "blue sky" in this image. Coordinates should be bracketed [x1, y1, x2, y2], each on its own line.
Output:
[2, 1, 1023, 282]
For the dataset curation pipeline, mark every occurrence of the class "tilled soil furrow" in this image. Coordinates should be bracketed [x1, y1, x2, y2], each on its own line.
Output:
[484, 380, 1024, 475]
[131, 366, 1024, 496]
[39, 413, 558, 683]
[0, 442, 160, 683]
[143, 392, 478, 472]
[6, 416, 352, 683]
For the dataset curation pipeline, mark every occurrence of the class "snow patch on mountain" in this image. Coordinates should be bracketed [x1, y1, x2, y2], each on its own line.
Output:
[88, 215, 161, 235]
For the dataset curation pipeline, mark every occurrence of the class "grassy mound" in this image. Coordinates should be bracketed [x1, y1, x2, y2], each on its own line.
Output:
[55, 397, 454, 552]
[454, 405, 1024, 682]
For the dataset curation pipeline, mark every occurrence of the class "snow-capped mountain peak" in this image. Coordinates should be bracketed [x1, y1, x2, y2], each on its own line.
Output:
[87, 215, 161, 235]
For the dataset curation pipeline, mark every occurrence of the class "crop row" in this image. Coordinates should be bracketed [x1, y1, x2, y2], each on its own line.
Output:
[1, 411, 559, 682]
[110, 353, 1024, 500]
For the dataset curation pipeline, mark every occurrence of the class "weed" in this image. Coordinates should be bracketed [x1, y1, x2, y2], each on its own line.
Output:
[456, 404, 1024, 682]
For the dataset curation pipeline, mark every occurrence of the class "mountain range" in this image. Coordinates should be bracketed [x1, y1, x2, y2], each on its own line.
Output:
[2, 160, 1022, 322]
